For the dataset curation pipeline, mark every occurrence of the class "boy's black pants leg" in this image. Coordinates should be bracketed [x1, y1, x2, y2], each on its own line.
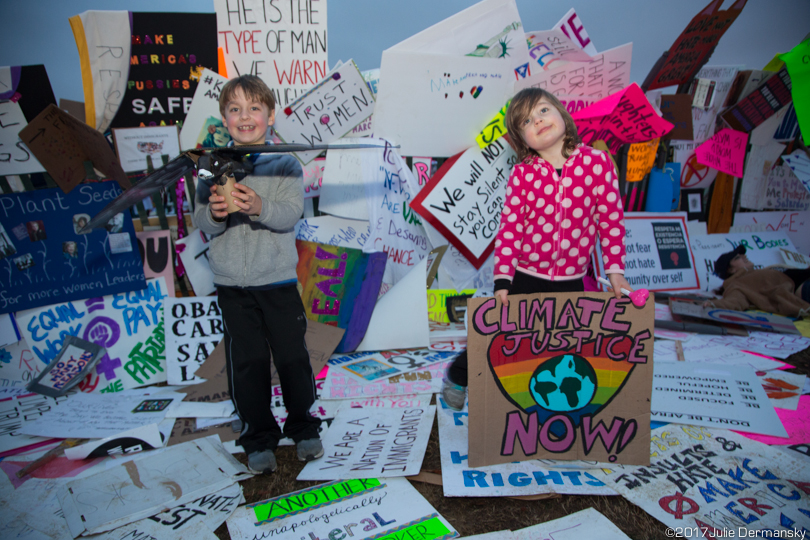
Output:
[218, 285, 321, 454]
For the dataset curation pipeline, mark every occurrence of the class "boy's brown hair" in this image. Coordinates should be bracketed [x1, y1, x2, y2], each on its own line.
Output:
[219, 75, 276, 117]
[504, 88, 581, 163]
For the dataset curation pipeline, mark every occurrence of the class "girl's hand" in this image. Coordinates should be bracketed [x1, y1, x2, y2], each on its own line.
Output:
[495, 289, 509, 307]
[208, 184, 229, 221]
[607, 273, 633, 299]
[230, 183, 263, 216]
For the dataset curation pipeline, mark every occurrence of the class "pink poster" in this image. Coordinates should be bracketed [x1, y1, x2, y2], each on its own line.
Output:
[694, 128, 748, 177]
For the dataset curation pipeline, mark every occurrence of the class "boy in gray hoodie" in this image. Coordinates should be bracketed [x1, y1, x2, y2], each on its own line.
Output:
[193, 75, 322, 474]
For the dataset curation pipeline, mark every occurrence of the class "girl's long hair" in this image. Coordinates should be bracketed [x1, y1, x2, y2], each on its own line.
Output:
[504, 88, 581, 163]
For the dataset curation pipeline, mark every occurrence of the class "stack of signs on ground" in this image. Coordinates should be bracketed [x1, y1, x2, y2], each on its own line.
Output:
[0, 182, 145, 314]
[651, 362, 788, 438]
[297, 403, 435, 481]
[593, 425, 810, 535]
[653, 338, 784, 371]
[321, 359, 451, 400]
[164, 296, 223, 384]
[468, 292, 654, 467]
[329, 348, 456, 382]
[0, 392, 68, 455]
[437, 399, 616, 498]
[16, 277, 168, 393]
[296, 240, 386, 352]
[226, 477, 458, 540]
[513, 508, 631, 539]
[670, 299, 800, 335]
[594, 212, 699, 292]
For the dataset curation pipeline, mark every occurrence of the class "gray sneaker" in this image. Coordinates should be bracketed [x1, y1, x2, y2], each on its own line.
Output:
[441, 379, 467, 411]
[248, 449, 277, 474]
[297, 438, 324, 462]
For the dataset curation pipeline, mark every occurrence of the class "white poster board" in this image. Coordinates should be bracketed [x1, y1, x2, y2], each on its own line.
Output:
[164, 297, 223, 385]
[410, 140, 516, 268]
[738, 141, 786, 210]
[653, 339, 784, 372]
[274, 61, 375, 165]
[179, 68, 231, 151]
[214, 0, 328, 108]
[0, 99, 45, 176]
[295, 214, 371, 250]
[733, 211, 810, 255]
[651, 363, 787, 438]
[594, 212, 699, 292]
[0, 391, 67, 454]
[176, 230, 216, 297]
[514, 508, 630, 540]
[318, 137, 372, 220]
[0, 339, 46, 388]
[16, 277, 168, 393]
[296, 405, 435, 480]
[113, 126, 181, 173]
[763, 163, 810, 211]
[437, 400, 616, 498]
[320, 360, 450, 401]
[329, 349, 455, 383]
[552, 8, 599, 56]
[228, 477, 457, 540]
[593, 426, 810, 536]
[688, 231, 797, 292]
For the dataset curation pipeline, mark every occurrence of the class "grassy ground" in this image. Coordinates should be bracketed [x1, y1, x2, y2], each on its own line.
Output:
[215, 345, 810, 539]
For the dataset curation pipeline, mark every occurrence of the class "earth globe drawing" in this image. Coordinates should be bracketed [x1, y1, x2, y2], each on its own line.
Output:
[529, 354, 597, 412]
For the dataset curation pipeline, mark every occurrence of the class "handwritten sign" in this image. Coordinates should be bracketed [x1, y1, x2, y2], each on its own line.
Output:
[763, 164, 810, 211]
[553, 8, 599, 56]
[0, 340, 47, 388]
[113, 125, 181, 173]
[274, 60, 375, 165]
[214, 0, 328, 107]
[572, 83, 673, 154]
[320, 360, 450, 401]
[330, 349, 455, 382]
[297, 406, 435, 480]
[646, 0, 747, 90]
[296, 240, 386, 352]
[694, 128, 748, 177]
[626, 138, 659, 182]
[468, 292, 654, 467]
[732, 210, 810, 255]
[295, 215, 371, 251]
[0, 183, 145, 314]
[26, 336, 104, 397]
[164, 297, 223, 384]
[179, 68, 230, 151]
[409, 140, 516, 268]
[0, 99, 46, 177]
[437, 400, 615, 498]
[738, 141, 786, 210]
[18, 104, 130, 192]
[16, 278, 168, 393]
[782, 150, 810, 196]
[302, 157, 325, 199]
[475, 100, 510, 149]
[722, 66, 793, 132]
[593, 425, 810, 536]
[515, 43, 632, 101]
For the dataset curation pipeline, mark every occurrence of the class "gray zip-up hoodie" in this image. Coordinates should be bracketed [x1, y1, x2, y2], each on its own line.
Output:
[192, 150, 304, 288]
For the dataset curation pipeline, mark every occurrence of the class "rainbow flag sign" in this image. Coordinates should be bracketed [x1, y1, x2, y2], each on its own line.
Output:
[468, 292, 654, 467]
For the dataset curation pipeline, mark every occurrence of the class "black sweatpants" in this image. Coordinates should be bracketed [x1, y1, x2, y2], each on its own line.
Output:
[218, 284, 321, 454]
[446, 272, 585, 387]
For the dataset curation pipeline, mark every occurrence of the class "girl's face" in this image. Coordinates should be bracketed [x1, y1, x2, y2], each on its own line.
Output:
[520, 99, 566, 158]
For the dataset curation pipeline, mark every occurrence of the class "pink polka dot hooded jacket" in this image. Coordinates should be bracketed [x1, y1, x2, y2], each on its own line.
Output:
[494, 145, 626, 284]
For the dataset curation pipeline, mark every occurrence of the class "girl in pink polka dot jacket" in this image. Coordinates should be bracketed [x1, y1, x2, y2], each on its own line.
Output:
[441, 87, 632, 412]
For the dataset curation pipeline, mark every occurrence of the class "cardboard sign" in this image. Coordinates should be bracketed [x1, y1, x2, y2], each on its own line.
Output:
[274, 61, 375, 165]
[515, 43, 632, 101]
[763, 163, 810, 211]
[26, 336, 104, 397]
[109, 13, 218, 129]
[781, 247, 810, 268]
[571, 84, 673, 154]
[296, 405, 435, 480]
[68, 11, 132, 132]
[436, 400, 616, 498]
[296, 240, 386, 352]
[136, 230, 176, 297]
[228, 477, 457, 540]
[651, 362, 788, 437]
[646, 0, 747, 89]
[18, 104, 130, 192]
[660, 95, 693, 140]
[626, 138, 659, 182]
[468, 292, 654, 467]
[113, 125, 182, 172]
[722, 66, 793, 132]
[16, 278, 168, 393]
[593, 426, 810, 535]
[409, 140, 516, 268]
[689, 231, 797, 292]
[179, 68, 231, 151]
[0, 183, 146, 314]
[594, 213, 699, 292]
[514, 508, 630, 540]
[214, 0, 328, 108]
[694, 128, 748, 177]
[164, 297, 223, 384]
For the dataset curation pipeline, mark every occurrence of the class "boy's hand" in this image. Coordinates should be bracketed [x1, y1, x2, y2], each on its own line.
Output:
[208, 184, 229, 222]
[230, 182, 263, 216]
[607, 273, 633, 299]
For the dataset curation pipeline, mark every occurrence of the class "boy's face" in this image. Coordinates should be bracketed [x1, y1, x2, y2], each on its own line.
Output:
[222, 88, 275, 146]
